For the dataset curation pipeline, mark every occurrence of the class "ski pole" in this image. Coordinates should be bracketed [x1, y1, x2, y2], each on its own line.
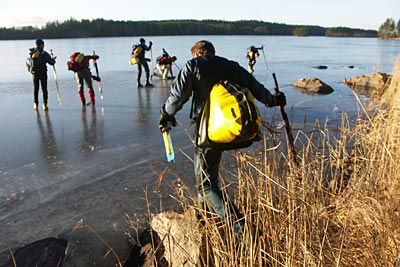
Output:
[173, 61, 181, 71]
[50, 50, 62, 104]
[150, 44, 154, 83]
[261, 46, 269, 73]
[92, 51, 103, 100]
[272, 73, 302, 182]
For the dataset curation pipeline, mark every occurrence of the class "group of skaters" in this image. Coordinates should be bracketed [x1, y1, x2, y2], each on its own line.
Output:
[27, 37, 179, 110]
[27, 37, 286, 238]
[27, 37, 264, 111]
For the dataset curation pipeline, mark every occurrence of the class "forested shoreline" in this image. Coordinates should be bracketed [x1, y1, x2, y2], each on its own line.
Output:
[0, 18, 377, 40]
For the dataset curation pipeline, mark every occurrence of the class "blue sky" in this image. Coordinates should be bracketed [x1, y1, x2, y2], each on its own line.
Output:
[1, 0, 398, 30]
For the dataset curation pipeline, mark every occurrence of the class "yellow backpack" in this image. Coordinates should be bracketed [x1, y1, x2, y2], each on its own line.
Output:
[129, 45, 143, 65]
[74, 52, 84, 63]
[31, 51, 41, 59]
[197, 81, 261, 150]
[67, 52, 85, 72]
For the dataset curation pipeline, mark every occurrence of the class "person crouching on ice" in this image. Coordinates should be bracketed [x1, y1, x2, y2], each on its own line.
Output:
[154, 49, 177, 80]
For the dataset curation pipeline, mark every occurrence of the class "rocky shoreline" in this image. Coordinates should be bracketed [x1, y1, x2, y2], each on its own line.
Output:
[291, 71, 392, 98]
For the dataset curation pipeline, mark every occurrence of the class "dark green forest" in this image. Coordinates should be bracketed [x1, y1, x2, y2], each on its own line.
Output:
[0, 18, 378, 40]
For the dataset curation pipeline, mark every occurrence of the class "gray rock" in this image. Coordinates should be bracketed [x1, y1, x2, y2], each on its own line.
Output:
[150, 209, 203, 267]
[343, 72, 391, 89]
[292, 78, 334, 94]
[343, 72, 392, 98]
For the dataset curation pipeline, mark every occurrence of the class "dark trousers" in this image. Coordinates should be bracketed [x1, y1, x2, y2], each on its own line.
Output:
[76, 68, 95, 104]
[33, 73, 48, 104]
[137, 60, 150, 84]
[248, 59, 256, 73]
[194, 145, 244, 235]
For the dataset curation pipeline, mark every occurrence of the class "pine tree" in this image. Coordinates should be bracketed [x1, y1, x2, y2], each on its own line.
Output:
[378, 18, 396, 39]
[397, 19, 400, 37]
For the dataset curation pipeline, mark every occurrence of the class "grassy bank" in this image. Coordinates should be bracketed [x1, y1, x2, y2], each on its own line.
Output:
[128, 58, 400, 266]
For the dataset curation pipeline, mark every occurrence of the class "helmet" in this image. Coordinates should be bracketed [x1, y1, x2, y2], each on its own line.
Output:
[36, 39, 44, 46]
[171, 56, 177, 61]
[139, 38, 145, 43]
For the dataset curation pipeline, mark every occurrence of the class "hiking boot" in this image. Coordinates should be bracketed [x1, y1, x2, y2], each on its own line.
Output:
[78, 90, 86, 106]
[33, 103, 38, 110]
[88, 90, 95, 106]
[145, 82, 154, 87]
[42, 103, 48, 111]
[137, 83, 144, 88]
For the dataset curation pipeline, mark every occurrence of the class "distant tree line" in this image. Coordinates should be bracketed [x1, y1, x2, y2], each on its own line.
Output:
[378, 18, 400, 39]
[0, 18, 377, 40]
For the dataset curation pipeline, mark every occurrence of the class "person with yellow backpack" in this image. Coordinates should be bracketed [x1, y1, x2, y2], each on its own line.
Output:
[26, 39, 56, 111]
[158, 40, 286, 236]
[131, 38, 153, 87]
[246, 45, 263, 74]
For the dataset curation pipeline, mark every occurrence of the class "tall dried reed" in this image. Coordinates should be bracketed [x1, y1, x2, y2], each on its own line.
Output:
[190, 57, 400, 266]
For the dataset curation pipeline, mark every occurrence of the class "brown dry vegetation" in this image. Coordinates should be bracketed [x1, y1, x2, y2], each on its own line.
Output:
[128, 57, 400, 267]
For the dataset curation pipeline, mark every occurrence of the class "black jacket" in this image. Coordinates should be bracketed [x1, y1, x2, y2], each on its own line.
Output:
[164, 55, 275, 120]
[29, 48, 55, 75]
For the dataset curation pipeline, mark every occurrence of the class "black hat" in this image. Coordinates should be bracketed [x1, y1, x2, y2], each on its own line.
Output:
[139, 38, 145, 43]
[36, 39, 44, 46]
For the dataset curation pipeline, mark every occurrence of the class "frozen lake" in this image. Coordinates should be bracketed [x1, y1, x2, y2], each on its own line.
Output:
[0, 35, 399, 265]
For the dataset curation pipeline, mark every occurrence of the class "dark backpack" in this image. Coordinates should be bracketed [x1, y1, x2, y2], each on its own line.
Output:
[26, 49, 44, 74]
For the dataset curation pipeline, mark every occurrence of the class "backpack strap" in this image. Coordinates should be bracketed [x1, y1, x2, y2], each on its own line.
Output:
[190, 62, 199, 120]
[189, 92, 195, 120]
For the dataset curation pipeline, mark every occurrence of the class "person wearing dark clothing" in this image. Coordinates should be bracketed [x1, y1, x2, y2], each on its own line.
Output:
[27, 39, 56, 110]
[73, 54, 99, 106]
[246, 45, 263, 74]
[158, 40, 286, 235]
[132, 38, 153, 87]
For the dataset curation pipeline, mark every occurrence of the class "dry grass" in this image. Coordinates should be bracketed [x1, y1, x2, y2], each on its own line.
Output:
[130, 58, 400, 266]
